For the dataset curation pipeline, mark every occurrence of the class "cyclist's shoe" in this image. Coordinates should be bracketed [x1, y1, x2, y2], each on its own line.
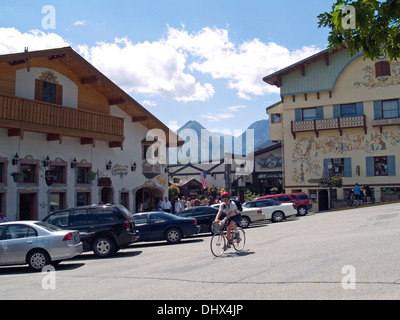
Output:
[225, 240, 233, 249]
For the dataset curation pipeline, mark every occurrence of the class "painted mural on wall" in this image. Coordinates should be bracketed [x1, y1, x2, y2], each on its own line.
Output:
[292, 130, 400, 184]
[353, 60, 400, 89]
[257, 153, 283, 171]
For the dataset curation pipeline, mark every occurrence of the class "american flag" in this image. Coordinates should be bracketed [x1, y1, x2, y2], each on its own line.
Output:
[200, 171, 207, 189]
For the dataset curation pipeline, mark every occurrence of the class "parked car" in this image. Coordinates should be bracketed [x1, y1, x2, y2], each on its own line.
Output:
[132, 212, 200, 244]
[289, 192, 313, 216]
[243, 198, 297, 223]
[178, 206, 226, 234]
[0, 221, 82, 271]
[255, 193, 312, 216]
[43, 204, 139, 257]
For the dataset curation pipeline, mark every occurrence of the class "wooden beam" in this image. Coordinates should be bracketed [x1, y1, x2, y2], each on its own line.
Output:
[132, 116, 149, 122]
[47, 133, 62, 144]
[109, 141, 123, 150]
[109, 98, 125, 105]
[81, 138, 95, 147]
[300, 64, 306, 76]
[48, 54, 66, 60]
[81, 76, 98, 85]
[8, 128, 23, 139]
[9, 59, 27, 66]
[324, 53, 330, 66]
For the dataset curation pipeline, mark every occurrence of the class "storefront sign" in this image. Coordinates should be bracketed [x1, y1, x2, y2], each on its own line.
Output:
[112, 164, 128, 176]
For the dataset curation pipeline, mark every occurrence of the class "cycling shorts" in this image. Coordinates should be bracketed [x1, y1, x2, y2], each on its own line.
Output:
[227, 214, 242, 226]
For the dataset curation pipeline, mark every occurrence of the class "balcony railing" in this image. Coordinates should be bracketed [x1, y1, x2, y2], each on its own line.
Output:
[0, 95, 124, 147]
[291, 115, 367, 139]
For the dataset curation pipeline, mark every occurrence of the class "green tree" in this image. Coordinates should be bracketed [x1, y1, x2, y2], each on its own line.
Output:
[168, 185, 180, 200]
[318, 0, 400, 61]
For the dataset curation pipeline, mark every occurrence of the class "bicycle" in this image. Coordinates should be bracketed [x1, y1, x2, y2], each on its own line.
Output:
[210, 222, 246, 257]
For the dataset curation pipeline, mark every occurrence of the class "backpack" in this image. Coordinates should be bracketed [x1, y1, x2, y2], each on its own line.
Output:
[230, 198, 243, 214]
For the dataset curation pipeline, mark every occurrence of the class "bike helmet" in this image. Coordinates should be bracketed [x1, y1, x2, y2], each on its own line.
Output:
[221, 192, 230, 198]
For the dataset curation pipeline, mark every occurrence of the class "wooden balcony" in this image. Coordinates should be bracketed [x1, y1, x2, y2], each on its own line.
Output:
[372, 117, 400, 133]
[291, 115, 367, 139]
[0, 95, 125, 148]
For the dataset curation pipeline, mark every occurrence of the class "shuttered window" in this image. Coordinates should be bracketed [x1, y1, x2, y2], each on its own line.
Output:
[35, 79, 63, 105]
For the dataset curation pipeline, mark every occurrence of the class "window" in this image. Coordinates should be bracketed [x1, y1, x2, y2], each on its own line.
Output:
[271, 114, 281, 123]
[45, 210, 70, 228]
[35, 79, 62, 105]
[77, 167, 90, 184]
[77, 192, 90, 206]
[302, 108, 317, 121]
[374, 156, 388, 176]
[20, 164, 37, 184]
[382, 100, 399, 119]
[50, 164, 66, 184]
[120, 192, 129, 211]
[341, 104, 357, 118]
[277, 195, 292, 202]
[72, 209, 90, 226]
[5, 225, 37, 240]
[49, 192, 66, 212]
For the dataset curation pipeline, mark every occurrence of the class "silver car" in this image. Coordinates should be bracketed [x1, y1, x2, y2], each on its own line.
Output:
[0, 221, 83, 271]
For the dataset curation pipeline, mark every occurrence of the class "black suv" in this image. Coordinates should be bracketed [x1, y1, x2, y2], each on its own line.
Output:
[43, 204, 140, 257]
[178, 206, 226, 234]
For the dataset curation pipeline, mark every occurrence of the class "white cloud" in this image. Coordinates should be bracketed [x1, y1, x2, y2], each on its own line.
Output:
[201, 112, 234, 122]
[73, 20, 87, 26]
[227, 105, 247, 112]
[0, 26, 321, 103]
[142, 100, 157, 107]
[0, 28, 70, 54]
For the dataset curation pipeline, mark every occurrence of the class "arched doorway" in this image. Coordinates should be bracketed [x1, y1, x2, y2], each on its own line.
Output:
[135, 187, 164, 213]
[101, 187, 114, 204]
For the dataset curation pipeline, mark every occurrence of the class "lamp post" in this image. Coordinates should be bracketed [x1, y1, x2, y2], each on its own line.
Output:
[327, 161, 333, 210]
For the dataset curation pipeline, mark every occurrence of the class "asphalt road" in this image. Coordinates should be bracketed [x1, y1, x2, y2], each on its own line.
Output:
[1, 203, 400, 300]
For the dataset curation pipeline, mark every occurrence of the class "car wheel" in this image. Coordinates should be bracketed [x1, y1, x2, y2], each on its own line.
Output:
[92, 236, 116, 257]
[271, 211, 285, 223]
[297, 206, 308, 216]
[27, 249, 50, 272]
[238, 216, 250, 228]
[165, 228, 182, 244]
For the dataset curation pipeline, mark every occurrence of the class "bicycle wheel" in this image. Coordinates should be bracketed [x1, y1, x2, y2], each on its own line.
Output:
[210, 233, 226, 257]
[232, 228, 246, 252]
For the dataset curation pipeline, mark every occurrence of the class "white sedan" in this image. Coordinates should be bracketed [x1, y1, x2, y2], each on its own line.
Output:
[0, 221, 83, 271]
[242, 198, 297, 226]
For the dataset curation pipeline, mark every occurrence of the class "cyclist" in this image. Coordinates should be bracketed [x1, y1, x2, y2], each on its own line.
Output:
[214, 192, 241, 247]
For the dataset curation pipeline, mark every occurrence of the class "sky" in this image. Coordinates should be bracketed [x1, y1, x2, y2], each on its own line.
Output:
[0, 0, 332, 135]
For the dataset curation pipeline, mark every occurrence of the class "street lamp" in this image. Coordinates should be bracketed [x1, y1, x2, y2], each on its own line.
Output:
[327, 161, 333, 210]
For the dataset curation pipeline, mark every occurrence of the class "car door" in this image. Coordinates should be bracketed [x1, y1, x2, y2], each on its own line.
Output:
[132, 214, 151, 241]
[149, 214, 168, 240]
[1, 224, 38, 264]
[260, 200, 276, 220]
[70, 208, 96, 247]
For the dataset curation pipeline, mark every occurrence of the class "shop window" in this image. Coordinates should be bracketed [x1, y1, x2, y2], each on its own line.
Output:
[49, 192, 66, 212]
[77, 192, 91, 206]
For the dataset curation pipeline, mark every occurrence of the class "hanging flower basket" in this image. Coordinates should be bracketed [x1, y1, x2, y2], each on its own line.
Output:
[88, 171, 97, 181]
[11, 172, 24, 183]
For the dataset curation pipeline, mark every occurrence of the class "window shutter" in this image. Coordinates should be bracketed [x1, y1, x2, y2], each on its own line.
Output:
[295, 109, 302, 122]
[344, 158, 352, 177]
[56, 83, 63, 105]
[356, 102, 364, 116]
[387, 156, 396, 176]
[374, 100, 382, 119]
[316, 106, 324, 120]
[366, 157, 374, 177]
[35, 79, 43, 101]
[333, 105, 341, 118]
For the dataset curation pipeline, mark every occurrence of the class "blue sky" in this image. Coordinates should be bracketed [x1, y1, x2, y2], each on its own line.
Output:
[0, 0, 331, 134]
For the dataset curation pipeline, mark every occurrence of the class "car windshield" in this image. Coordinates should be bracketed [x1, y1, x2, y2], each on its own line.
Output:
[34, 221, 62, 232]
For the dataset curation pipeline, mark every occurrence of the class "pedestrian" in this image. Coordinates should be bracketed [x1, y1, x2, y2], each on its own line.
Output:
[173, 197, 183, 214]
[0, 212, 6, 223]
[161, 196, 172, 213]
[365, 185, 372, 204]
[353, 183, 361, 206]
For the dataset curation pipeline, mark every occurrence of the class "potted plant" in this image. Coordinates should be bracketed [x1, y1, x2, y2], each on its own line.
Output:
[11, 172, 24, 183]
